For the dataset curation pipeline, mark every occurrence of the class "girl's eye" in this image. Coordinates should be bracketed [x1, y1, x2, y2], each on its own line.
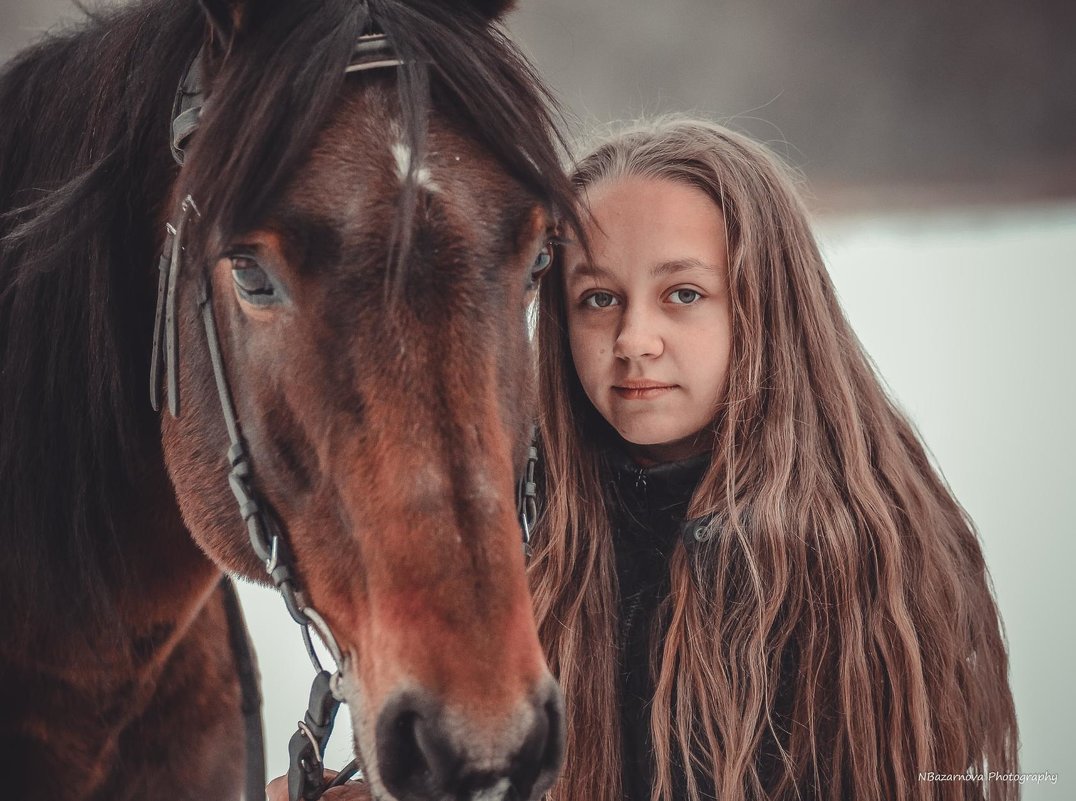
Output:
[230, 256, 280, 306]
[583, 291, 618, 309]
[669, 288, 701, 305]
[528, 242, 554, 288]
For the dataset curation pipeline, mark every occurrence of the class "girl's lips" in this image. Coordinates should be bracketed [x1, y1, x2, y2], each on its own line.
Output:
[612, 383, 676, 400]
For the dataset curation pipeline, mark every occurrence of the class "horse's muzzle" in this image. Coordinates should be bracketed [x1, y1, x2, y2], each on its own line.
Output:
[374, 675, 565, 801]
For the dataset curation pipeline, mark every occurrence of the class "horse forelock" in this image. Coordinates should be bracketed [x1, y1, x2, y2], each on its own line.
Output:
[179, 0, 579, 295]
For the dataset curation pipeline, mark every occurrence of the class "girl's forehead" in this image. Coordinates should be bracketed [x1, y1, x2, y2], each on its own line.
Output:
[566, 177, 728, 281]
[579, 175, 718, 215]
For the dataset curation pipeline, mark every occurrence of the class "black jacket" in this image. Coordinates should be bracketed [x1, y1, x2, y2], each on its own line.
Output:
[605, 449, 714, 801]
[604, 450, 800, 801]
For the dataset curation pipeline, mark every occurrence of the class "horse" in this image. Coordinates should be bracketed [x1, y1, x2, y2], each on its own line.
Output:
[0, 1, 579, 799]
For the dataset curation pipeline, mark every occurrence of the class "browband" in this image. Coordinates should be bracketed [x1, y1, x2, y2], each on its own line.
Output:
[170, 33, 406, 165]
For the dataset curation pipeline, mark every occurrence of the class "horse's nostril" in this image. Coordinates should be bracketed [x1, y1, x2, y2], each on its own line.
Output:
[413, 712, 463, 789]
[509, 685, 566, 801]
[541, 694, 566, 774]
[375, 683, 566, 801]
[376, 696, 436, 801]
[376, 692, 468, 801]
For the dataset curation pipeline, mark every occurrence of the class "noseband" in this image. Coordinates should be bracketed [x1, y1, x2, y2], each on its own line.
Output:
[150, 22, 539, 801]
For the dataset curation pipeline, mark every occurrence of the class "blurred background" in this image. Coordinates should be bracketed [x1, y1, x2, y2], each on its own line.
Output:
[3, 0, 1073, 797]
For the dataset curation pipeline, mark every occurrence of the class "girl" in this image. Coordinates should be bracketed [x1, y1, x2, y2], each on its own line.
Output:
[268, 118, 1018, 801]
[528, 117, 1018, 801]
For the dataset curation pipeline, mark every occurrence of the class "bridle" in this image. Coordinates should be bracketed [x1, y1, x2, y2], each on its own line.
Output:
[150, 18, 539, 801]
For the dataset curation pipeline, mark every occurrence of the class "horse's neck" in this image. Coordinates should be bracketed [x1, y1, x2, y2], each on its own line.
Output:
[110, 516, 224, 681]
[0, 466, 227, 797]
[8, 459, 220, 676]
[0, 525, 239, 801]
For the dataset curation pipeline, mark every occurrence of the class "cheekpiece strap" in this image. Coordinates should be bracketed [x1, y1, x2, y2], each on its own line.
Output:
[149, 195, 199, 416]
[516, 424, 539, 558]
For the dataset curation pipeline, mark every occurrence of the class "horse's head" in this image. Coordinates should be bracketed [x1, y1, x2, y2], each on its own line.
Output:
[157, 1, 573, 798]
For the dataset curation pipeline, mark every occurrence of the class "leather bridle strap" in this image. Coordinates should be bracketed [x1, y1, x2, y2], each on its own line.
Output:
[194, 239, 349, 801]
[169, 33, 404, 162]
[517, 426, 539, 557]
[150, 190, 351, 801]
[219, 575, 266, 801]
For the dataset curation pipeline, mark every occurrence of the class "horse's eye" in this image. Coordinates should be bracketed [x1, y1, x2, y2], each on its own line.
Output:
[528, 242, 554, 288]
[231, 257, 280, 306]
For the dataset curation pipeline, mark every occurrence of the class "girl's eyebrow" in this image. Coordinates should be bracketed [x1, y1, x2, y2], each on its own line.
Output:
[566, 262, 615, 281]
[566, 257, 718, 282]
[650, 257, 717, 278]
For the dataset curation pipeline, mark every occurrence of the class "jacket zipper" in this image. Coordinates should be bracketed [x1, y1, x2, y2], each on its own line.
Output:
[621, 590, 643, 647]
[634, 466, 647, 495]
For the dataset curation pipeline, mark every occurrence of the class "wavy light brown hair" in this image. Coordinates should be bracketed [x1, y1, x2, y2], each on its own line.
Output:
[529, 118, 1018, 801]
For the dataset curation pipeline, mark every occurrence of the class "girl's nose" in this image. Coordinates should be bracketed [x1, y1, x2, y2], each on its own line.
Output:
[613, 305, 664, 360]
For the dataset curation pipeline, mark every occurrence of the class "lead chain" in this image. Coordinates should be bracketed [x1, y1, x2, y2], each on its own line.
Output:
[518, 425, 539, 559]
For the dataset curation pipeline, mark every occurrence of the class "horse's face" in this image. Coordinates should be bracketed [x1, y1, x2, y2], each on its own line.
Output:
[163, 76, 561, 800]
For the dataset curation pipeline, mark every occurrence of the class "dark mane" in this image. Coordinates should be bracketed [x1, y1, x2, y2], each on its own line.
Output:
[0, 1, 203, 648]
[0, 0, 578, 649]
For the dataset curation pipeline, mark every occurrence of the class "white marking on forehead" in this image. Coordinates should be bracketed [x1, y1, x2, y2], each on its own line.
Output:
[391, 141, 438, 193]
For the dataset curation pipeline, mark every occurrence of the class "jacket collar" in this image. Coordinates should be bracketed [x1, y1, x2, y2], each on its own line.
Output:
[605, 446, 717, 553]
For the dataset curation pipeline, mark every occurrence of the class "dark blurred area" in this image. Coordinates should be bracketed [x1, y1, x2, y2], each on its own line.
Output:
[3, 0, 1074, 211]
[508, 0, 1076, 211]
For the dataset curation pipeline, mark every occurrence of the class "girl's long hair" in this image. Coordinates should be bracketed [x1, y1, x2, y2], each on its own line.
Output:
[530, 117, 1018, 801]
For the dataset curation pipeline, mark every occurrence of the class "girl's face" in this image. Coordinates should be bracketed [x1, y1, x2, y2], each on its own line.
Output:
[563, 176, 732, 462]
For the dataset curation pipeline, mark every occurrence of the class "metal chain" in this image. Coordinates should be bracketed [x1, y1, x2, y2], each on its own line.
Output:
[518, 425, 540, 559]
